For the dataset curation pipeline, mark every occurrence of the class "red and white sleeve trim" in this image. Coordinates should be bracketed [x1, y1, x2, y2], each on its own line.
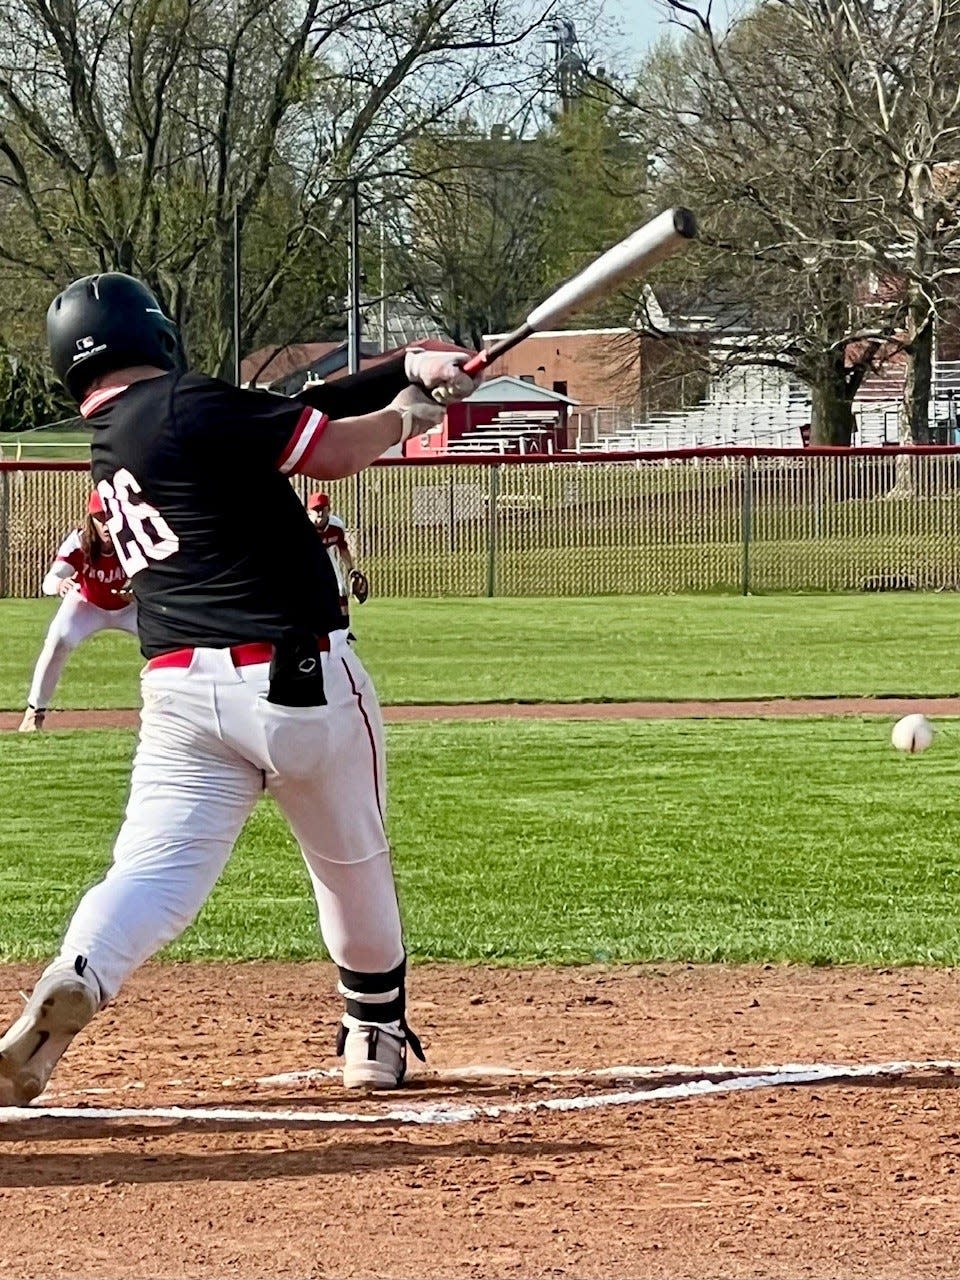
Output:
[277, 407, 328, 475]
[79, 385, 129, 418]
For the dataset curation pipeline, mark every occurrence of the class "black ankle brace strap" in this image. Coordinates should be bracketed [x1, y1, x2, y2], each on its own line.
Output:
[336, 957, 425, 1061]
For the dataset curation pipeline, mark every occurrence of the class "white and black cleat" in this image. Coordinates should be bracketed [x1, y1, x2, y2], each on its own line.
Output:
[0, 960, 100, 1106]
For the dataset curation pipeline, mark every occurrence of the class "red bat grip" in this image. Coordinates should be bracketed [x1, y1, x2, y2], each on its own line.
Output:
[462, 324, 532, 378]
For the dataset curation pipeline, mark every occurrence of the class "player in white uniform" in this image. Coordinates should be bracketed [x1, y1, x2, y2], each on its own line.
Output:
[18, 490, 138, 732]
[0, 273, 476, 1106]
[306, 492, 361, 621]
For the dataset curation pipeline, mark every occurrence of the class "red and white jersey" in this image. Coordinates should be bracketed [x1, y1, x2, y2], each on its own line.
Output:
[317, 515, 350, 591]
[54, 530, 130, 611]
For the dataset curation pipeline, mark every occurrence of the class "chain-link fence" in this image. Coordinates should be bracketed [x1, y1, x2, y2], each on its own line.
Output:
[5, 449, 960, 597]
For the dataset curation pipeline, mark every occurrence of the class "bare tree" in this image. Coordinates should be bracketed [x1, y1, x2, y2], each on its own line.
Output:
[378, 125, 551, 349]
[378, 78, 648, 351]
[820, 0, 960, 447]
[612, 1, 906, 444]
[0, 0, 551, 379]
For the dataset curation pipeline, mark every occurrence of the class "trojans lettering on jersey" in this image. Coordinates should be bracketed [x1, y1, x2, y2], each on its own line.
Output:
[55, 529, 129, 610]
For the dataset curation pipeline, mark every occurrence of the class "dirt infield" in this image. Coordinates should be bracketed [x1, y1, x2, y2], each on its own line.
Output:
[1, 962, 959, 1278]
[2, 694, 960, 732]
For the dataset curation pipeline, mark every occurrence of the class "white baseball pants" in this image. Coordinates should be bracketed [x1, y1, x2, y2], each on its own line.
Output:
[27, 591, 138, 710]
[53, 633, 404, 999]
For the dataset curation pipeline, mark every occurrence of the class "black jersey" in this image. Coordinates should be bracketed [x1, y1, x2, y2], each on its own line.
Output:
[84, 371, 353, 657]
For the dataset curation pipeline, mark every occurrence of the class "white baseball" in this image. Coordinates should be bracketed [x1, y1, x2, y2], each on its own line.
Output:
[890, 714, 935, 754]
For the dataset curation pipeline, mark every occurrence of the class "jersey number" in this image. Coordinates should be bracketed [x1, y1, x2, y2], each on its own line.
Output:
[98, 470, 179, 577]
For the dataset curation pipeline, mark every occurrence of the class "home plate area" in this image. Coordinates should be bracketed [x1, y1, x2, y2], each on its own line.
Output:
[2, 961, 960, 1278]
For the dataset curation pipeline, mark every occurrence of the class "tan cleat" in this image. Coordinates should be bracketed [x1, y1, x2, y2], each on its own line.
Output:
[0, 965, 100, 1105]
[17, 707, 45, 733]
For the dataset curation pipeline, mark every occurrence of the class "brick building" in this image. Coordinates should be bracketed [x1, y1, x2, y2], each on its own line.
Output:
[482, 328, 642, 409]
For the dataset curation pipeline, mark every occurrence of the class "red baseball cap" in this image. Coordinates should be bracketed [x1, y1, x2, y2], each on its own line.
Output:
[307, 492, 330, 511]
[88, 491, 105, 516]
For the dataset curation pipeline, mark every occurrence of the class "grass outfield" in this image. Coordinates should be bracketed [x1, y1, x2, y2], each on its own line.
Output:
[1, 592, 959, 710]
[1, 719, 958, 966]
[0, 422, 91, 460]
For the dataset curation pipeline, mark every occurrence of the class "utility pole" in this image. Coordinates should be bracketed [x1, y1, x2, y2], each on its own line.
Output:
[347, 177, 362, 375]
[232, 205, 241, 386]
[380, 213, 388, 354]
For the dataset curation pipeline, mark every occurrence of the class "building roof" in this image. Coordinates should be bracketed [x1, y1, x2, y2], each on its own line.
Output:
[240, 342, 342, 387]
[373, 300, 452, 350]
[242, 294, 456, 388]
[466, 375, 579, 405]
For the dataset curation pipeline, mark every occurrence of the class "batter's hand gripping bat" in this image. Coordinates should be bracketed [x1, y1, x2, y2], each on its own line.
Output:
[461, 207, 698, 378]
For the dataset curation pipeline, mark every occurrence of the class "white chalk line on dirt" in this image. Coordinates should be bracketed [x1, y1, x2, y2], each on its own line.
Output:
[250, 1058, 955, 1088]
[3, 1058, 958, 1127]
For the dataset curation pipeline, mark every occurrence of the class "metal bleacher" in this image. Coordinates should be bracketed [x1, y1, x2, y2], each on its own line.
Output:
[446, 409, 559, 456]
[576, 369, 811, 452]
[573, 361, 960, 453]
[850, 361, 960, 445]
[437, 362, 960, 457]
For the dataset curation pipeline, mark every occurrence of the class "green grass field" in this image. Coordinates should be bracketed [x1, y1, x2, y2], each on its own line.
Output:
[0, 718, 957, 966]
[1, 591, 959, 710]
[0, 422, 91, 460]
[2, 593, 957, 970]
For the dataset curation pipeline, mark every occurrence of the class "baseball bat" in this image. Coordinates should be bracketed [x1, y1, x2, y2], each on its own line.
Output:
[462, 207, 698, 378]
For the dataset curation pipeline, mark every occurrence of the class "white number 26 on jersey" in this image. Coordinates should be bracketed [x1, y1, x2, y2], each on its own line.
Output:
[97, 469, 179, 577]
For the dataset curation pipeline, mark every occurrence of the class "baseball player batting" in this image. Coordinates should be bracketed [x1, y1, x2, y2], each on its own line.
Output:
[19, 490, 138, 731]
[0, 273, 476, 1105]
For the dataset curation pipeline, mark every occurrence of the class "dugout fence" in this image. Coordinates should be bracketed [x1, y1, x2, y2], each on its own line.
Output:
[5, 448, 960, 597]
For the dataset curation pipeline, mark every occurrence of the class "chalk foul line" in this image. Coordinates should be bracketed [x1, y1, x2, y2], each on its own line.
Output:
[2, 1058, 957, 1127]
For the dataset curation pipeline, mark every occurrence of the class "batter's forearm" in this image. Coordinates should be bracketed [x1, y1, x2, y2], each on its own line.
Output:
[298, 410, 404, 480]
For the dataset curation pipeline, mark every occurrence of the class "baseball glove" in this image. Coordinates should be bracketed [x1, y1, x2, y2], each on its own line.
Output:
[349, 569, 369, 604]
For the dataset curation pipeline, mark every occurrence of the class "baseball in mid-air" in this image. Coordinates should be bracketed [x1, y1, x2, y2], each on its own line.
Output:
[890, 714, 935, 754]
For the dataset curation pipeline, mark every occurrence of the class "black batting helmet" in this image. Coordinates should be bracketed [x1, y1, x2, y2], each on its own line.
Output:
[47, 273, 186, 401]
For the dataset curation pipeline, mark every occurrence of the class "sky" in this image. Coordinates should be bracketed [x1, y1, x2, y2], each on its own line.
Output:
[612, 0, 674, 55]
[599, 0, 735, 64]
